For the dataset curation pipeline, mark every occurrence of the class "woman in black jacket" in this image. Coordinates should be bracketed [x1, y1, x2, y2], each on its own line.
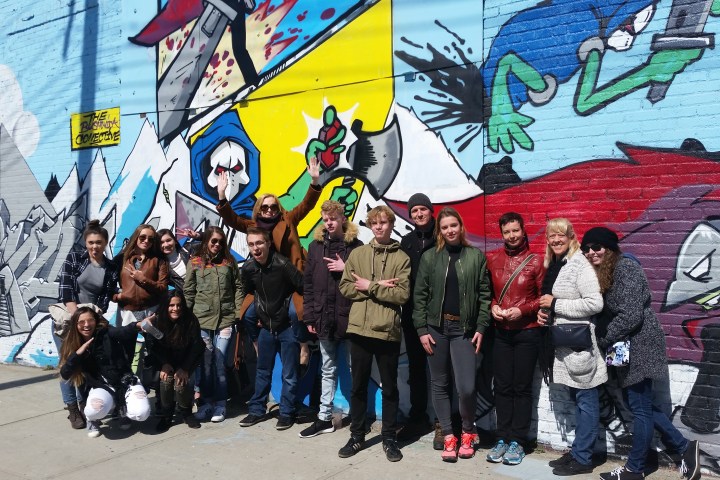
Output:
[145, 291, 205, 432]
[59, 306, 151, 438]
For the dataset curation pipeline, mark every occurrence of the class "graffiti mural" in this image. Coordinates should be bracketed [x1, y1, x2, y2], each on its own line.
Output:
[1, 0, 719, 472]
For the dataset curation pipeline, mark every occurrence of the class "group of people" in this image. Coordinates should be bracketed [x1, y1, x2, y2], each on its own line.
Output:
[53, 162, 702, 479]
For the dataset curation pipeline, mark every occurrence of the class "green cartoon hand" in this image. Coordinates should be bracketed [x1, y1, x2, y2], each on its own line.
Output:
[712, 0, 720, 16]
[330, 185, 358, 217]
[487, 108, 535, 154]
[646, 48, 703, 83]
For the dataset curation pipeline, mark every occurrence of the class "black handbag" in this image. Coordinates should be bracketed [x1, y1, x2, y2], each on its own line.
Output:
[549, 322, 592, 349]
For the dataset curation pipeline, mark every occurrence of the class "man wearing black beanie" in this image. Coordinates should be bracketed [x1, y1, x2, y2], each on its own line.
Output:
[398, 192, 438, 445]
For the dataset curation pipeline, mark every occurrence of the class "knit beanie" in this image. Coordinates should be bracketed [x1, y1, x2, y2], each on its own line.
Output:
[407, 193, 433, 213]
[581, 227, 620, 252]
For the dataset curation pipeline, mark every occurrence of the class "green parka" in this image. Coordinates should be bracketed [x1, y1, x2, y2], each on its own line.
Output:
[339, 239, 411, 342]
[413, 245, 492, 336]
[184, 256, 244, 331]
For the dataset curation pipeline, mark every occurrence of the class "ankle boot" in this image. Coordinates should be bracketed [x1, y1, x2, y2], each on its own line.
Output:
[67, 403, 86, 429]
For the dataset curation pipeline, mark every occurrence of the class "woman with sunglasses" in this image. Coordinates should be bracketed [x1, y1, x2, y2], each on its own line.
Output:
[485, 212, 545, 466]
[114, 224, 169, 382]
[184, 227, 243, 423]
[537, 218, 605, 477]
[581, 227, 700, 480]
[215, 157, 322, 364]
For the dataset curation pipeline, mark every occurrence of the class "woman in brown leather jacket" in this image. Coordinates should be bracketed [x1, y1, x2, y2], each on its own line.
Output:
[485, 212, 545, 466]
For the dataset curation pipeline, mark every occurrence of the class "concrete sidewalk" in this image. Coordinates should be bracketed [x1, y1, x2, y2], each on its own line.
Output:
[0, 364, 686, 480]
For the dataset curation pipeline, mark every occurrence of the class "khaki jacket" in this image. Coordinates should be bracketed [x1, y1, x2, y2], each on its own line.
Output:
[184, 257, 244, 331]
[339, 239, 411, 342]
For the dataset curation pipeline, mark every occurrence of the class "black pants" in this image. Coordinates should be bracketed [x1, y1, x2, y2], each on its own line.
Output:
[348, 334, 400, 439]
[401, 317, 429, 422]
[493, 327, 541, 445]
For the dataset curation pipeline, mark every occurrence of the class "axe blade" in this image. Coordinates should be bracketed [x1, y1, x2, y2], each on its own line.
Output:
[319, 115, 402, 198]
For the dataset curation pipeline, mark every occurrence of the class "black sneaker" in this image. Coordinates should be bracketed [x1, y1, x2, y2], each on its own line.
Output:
[680, 440, 700, 480]
[276, 416, 294, 431]
[548, 451, 575, 468]
[184, 414, 201, 429]
[599, 466, 644, 480]
[383, 439, 403, 462]
[155, 416, 172, 433]
[552, 458, 594, 476]
[299, 419, 335, 438]
[238, 413, 265, 427]
[338, 435, 365, 458]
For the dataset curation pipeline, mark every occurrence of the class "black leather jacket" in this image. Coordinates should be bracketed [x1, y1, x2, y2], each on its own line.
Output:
[240, 251, 303, 332]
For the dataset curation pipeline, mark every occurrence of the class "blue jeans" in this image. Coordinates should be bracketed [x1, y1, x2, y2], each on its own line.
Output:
[199, 327, 233, 404]
[318, 339, 348, 421]
[569, 386, 600, 466]
[249, 326, 299, 418]
[624, 378, 688, 473]
[52, 327, 83, 404]
[243, 301, 309, 343]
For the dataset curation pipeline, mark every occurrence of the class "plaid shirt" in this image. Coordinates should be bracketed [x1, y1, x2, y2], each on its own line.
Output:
[58, 249, 120, 312]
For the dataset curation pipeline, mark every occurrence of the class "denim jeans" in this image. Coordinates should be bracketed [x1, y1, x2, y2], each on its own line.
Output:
[52, 326, 83, 404]
[317, 339, 348, 421]
[248, 326, 299, 418]
[624, 378, 688, 473]
[243, 300, 309, 343]
[199, 327, 233, 404]
[568, 386, 600, 466]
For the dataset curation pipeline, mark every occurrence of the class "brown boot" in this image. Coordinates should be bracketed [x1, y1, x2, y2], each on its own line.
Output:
[432, 421, 444, 451]
[67, 403, 86, 429]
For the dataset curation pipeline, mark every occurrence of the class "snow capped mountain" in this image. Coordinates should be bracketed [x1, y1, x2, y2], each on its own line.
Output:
[145, 133, 191, 230]
[98, 119, 174, 251]
[383, 104, 482, 203]
[51, 150, 112, 221]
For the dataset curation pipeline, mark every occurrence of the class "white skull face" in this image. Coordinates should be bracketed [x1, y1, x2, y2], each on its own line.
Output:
[207, 140, 250, 202]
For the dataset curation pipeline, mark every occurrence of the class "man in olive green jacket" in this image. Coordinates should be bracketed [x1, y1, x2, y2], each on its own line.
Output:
[338, 206, 410, 463]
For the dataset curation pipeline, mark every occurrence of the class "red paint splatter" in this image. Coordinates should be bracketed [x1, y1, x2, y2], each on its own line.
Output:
[222, 81, 228, 88]
[227, 59, 235, 67]
[165, 37, 174, 50]
[264, 27, 271, 34]
[226, 69, 232, 75]
[184, 29, 189, 37]
[320, 8, 335, 20]
[177, 39, 183, 49]
[182, 77, 190, 86]
[190, 37, 195, 48]
[297, 10, 307, 21]
[270, 32, 284, 42]
[210, 53, 221, 68]
[199, 43, 206, 53]
[222, 50, 229, 61]
[269, 4, 275, 13]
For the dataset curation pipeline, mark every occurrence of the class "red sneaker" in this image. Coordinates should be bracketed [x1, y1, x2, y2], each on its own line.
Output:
[458, 432, 478, 459]
[441, 435, 458, 463]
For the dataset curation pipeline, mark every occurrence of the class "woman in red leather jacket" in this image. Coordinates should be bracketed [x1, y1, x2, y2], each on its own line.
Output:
[485, 212, 545, 466]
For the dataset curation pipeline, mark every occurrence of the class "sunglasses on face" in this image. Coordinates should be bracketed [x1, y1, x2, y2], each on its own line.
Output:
[138, 235, 155, 243]
[581, 243, 604, 254]
[260, 204, 279, 213]
[209, 238, 225, 245]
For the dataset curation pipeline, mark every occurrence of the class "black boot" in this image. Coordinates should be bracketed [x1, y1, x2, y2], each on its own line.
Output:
[156, 402, 175, 433]
[67, 403, 86, 430]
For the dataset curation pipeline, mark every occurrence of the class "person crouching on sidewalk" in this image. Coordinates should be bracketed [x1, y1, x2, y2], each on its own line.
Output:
[238, 227, 304, 431]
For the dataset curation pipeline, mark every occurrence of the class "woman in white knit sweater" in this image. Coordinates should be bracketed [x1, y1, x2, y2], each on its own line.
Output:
[537, 218, 605, 476]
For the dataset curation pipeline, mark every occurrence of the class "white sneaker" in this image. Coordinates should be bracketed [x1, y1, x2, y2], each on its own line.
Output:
[194, 403, 213, 421]
[87, 421, 101, 438]
[211, 405, 226, 423]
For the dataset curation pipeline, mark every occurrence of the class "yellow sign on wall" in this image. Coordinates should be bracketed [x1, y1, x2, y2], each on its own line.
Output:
[70, 107, 121, 149]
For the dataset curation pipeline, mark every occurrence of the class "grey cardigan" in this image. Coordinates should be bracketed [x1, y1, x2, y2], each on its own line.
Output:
[599, 257, 668, 388]
[551, 252, 607, 389]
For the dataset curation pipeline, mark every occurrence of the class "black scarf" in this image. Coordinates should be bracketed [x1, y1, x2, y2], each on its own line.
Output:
[255, 212, 281, 231]
[541, 251, 568, 295]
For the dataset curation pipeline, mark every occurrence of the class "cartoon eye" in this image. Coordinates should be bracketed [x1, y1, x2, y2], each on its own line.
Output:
[214, 165, 227, 175]
[683, 249, 715, 283]
[229, 163, 243, 173]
